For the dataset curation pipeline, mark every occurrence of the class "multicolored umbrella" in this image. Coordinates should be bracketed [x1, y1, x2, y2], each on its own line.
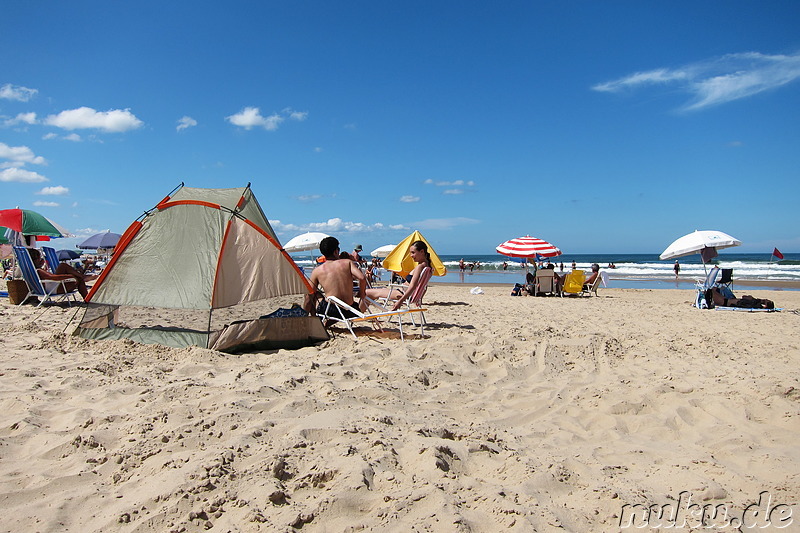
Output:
[0, 208, 66, 238]
[496, 235, 562, 259]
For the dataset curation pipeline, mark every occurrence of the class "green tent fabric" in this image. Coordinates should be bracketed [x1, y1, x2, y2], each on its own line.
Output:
[75, 184, 328, 351]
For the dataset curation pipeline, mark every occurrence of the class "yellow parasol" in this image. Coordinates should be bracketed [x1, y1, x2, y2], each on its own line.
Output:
[382, 230, 447, 277]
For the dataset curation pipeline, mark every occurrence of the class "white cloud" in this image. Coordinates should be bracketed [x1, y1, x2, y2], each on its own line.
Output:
[37, 185, 69, 195]
[297, 194, 322, 202]
[424, 179, 476, 187]
[227, 107, 283, 130]
[411, 217, 480, 230]
[177, 116, 197, 131]
[75, 227, 109, 237]
[0, 84, 37, 102]
[270, 217, 393, 233]
[43, 133, 58, 140]
[592, 68, 689, 92]
[64, 133, 82, 142]
[0, 142, 46, 166]
[33, 200, 59, 207]
[227, 107, 309, 130]
[3, 112, 37, 127]
[400, 195, 420, 203]
[314, 147, 323, 153]
[593, 51, 800, 111]
[44, 106, 143, 132]
[443, 189, 464, 195]
[0, 167, 48, 182]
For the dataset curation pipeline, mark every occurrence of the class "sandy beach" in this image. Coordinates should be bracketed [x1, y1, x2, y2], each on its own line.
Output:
[1, 286, 798, 532]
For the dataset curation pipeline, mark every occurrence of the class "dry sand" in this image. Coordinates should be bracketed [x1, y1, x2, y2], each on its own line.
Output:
[1, 286, 798, 532]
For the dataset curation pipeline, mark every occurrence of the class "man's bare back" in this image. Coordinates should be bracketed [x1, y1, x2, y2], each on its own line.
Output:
[305, 258, 366, 313]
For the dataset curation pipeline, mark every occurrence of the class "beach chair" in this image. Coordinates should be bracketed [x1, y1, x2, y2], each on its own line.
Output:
[12, 245, 78, 307]
[582, 271, 602, 297]
[318, 295, 427, 341]
[373, 266, 432, 326]
[534, 269, 557, 296]
[42, 246, 60, 273]
[693, 266, 720, 309]
[716, 268, 733, 291]
[561, 270, 584, 296]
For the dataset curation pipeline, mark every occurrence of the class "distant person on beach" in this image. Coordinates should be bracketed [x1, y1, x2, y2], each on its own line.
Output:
[352, 245, 365, 266]
[366, 240, 431, 311]
[459, 258, 465, 271]
[27, 248, 96, 299]
[304, 236, 367, 316]
[674, 260, 680, 278]
[503, 261, 508, 270]
[559, 262, 564, 272]
[571, 260, 576, 270]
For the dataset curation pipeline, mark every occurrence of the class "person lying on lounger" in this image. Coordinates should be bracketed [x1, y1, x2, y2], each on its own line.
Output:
[28, 248, 97, 299]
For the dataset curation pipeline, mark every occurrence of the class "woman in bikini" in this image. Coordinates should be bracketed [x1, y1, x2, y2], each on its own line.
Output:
[364, 240, 431, 311]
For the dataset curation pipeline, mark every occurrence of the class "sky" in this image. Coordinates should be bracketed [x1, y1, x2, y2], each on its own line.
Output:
[2, 1, 799, 256]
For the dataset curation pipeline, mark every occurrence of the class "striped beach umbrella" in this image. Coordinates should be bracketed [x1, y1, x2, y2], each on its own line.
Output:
[496, 235, 562, 259]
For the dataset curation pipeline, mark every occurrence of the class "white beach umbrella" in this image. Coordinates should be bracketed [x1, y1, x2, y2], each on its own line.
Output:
[660, 230, 742, 262]
[283, 232, 331, 253]
[370, 244, 396, 258]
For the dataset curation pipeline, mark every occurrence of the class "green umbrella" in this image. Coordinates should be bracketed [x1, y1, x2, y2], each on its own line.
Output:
[0, 209, 65, 237]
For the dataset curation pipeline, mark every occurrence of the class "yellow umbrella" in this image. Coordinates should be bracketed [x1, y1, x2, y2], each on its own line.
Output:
[382, 230, 447, 277]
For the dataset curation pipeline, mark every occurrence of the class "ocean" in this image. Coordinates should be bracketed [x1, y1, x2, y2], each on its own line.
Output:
[294, 252, 800, 291]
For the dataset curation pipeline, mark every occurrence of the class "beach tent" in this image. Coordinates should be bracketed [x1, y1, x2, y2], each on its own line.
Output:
[382, 230, 447, 277]
[74, 184, 328, 351]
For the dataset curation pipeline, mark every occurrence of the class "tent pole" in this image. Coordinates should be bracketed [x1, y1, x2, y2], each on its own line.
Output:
[206, 309, 213, 349]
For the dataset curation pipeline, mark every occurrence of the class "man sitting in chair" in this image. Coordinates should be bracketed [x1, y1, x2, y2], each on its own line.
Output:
[27, 248, 97, 299]
[583, 263, 600, 290]
[303, 236, 368, 317]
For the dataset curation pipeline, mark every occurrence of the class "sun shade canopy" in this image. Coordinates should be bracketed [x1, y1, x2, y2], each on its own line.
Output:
[381, 230, 446, 277]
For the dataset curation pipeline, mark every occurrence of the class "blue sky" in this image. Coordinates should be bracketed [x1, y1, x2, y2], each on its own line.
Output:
[2, 1, 799, 255]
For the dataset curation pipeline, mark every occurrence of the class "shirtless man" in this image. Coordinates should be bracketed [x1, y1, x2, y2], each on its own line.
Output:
[303, 236, 367, 316]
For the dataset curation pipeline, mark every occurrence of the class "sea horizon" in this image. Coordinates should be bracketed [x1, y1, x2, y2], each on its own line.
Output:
[292, 252, 800, 292]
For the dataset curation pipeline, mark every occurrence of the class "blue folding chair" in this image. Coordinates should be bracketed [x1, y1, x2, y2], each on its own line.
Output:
[42, 246, 60, 273]
[694, 266, 720, 309]
[12, 246, 78, 307]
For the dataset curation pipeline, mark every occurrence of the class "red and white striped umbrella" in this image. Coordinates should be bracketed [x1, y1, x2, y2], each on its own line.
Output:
[496, 235, 562, 258]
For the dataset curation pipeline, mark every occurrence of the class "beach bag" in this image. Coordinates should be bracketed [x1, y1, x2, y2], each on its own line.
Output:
[511, 283, 523, 296]
[697, 290, 710, 309]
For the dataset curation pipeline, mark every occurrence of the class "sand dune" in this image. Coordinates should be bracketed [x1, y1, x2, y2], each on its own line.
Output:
[1, 286, 798, 531]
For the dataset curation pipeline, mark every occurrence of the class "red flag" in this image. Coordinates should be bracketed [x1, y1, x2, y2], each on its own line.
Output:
[773, 247, 784, 260]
